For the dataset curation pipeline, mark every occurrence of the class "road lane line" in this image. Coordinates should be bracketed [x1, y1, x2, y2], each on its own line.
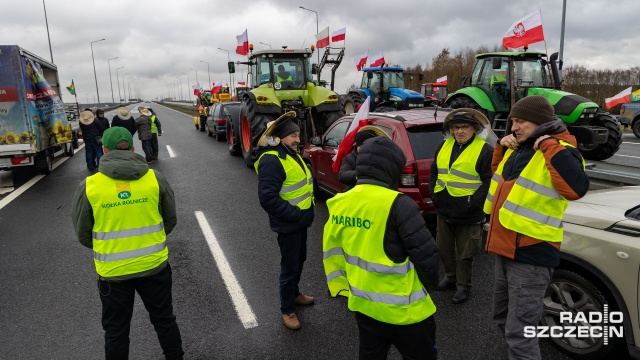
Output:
[622, 142, 640, 145]
[166, 145, 175, 157]
[614, 154, 640, 159]
[194, 211, 258, 329]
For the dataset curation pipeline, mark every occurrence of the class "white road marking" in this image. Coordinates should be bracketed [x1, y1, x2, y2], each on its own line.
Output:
[622, 142, 640, 145]
[614, 154, 640, 159]
[194, 211, 258, 329]
[166, 145, 175, 157]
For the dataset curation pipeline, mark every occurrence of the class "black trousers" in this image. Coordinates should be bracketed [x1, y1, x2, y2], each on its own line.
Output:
[98, 264, 183, 360]
[277, 229, 307, 314]
[355, 312, 437, 360]
[141, 139, 153, 162]
[151, 133, 159, 159]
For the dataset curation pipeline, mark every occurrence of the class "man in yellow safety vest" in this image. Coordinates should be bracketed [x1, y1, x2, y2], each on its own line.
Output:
[71, 126, 183, 359]
[485, 95, 589, 359]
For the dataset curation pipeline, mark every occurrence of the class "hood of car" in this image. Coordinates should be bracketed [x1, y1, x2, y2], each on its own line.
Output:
[563, 186, 640, 230]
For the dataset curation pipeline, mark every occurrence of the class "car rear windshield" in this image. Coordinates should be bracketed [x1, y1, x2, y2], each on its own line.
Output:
[221, 103, 240, 116]
[406, 125, 444, 160]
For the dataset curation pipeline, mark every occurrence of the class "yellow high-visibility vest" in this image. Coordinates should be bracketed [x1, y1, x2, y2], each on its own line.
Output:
[255, 150, 314, 209]
[434, 136, 484, 197]
[151, 115, 158, 134]
[86, 169, 167, 278]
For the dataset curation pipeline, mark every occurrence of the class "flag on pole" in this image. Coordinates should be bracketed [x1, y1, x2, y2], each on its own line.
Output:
[315, 26, 330, 48]
[631, 89, 640, 102]
[435, 75, 448, 86]
[192, 83, 202, 96]
[502, 11, 545, 50]
[605, 87, 632, 109]
[331, 27, 346, 42]
[211, 81, 223, 94]
[66, 80, 76, 95]
[354, 50, 368, 71]
[369, 51, 385, 67]
[332, 97, 371, 172]
[236, 29, 249, 55]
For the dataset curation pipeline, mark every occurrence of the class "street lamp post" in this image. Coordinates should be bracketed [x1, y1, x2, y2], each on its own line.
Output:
[200, 61, 211, 89]
[190, 68, 199, 86]
[127, 77, 134, 102]
[107, 57, 118, 103]
[90, 38, 106, 104]
[181, 74, 189, 100]
[259, 42, 272, 49]
[176, 77, 182, 101]
[217, 48, 233, 95]
[115, 67, 124, 103]
[299, 6, 319, 66]
[122, 73, 129, 103]
[42, 0, 54, 63]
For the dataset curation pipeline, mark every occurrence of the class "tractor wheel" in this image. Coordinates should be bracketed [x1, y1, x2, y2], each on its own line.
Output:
[632, 119, 640, 139]
[227, 109, 241, 156]
[239, 97, 276, 168]
[449, 96, 484, 112]
[578, 112, 622, 161]
[373, 106, 396, 113]
[343, 94, 362, 114]
[321, 110, 345, 130]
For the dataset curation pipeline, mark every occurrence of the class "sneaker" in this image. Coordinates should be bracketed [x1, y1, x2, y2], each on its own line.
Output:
[282, 313, 301, 330]
[294, 294, 315, 306]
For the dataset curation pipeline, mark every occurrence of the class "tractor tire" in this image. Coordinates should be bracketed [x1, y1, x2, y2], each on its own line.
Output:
[227, 109, 241, 156]
[343, 94, 363, 114]
[448, 96, 484, 112]
[372, 106, 396, 113]
[633, 119, 640, 139]
[239, 97, 276, 168]
[321, 110, 345, 130]
[578, 112, 622, 161]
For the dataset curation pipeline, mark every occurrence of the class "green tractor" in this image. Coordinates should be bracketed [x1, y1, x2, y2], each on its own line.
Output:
[229, 47, 344, 167]
[445, 51, 622, 160]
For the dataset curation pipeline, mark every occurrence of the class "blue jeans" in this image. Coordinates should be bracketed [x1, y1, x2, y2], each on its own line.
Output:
[85, 140, 102, 170]
[277, 229, 307, 314]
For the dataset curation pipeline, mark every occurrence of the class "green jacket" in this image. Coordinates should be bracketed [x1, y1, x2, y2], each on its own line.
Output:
[71, 150, 177, 250]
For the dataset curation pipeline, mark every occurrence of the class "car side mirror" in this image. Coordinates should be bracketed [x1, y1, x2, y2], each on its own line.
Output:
[311, 136, 321, 145]
[492, 58, 502, 70]
[311, 64, 318, 75]
[326, 139, 339, 147]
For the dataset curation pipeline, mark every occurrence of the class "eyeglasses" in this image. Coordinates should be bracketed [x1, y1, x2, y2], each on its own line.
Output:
[452, 124, 471, 131]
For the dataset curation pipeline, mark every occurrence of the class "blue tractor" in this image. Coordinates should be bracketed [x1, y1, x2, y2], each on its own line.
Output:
[342, 66, 425, 113]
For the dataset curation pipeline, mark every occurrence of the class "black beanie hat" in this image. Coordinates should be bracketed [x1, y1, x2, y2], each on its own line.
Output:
[272, 118, 300, 139]
[355, 130, 377, 147]
[508, 95, 555, 125]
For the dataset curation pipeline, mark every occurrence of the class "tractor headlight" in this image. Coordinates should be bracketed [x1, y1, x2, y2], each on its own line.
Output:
[583, 108, 598, 114]
[390, 96, 402, 102]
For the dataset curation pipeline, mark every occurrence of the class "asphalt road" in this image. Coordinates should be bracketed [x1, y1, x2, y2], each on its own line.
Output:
[0, 103, 615, 359]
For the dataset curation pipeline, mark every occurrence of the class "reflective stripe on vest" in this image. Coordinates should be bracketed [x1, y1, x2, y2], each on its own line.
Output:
[434, 136, 484, 196]
[256, 150, 314, 209]
[151, 115, 158, 134]
[483, 139, 585, 242]
[323, 184, 436, 324]
[86, 170, 167, 278]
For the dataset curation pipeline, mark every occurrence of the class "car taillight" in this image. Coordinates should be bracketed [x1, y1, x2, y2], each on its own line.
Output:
[11, 156, 32, 165]
[217, 118, 227, 125]
[400, 164, 417, 187]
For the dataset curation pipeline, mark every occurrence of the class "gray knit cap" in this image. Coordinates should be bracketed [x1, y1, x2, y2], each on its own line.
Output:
[508, 95, 555, 125]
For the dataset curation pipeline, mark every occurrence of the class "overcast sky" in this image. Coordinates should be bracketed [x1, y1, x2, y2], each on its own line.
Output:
[1, 0, 638, 103]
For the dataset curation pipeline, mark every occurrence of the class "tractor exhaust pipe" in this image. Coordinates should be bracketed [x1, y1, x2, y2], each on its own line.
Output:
[549, 52, 561, 89]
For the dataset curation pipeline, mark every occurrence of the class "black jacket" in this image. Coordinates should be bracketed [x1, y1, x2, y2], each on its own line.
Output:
[356, 137, 440, 290]
[111, 115, 138, 136]
[429, 134, 494, 224]
[257, 143, 314, 234]
[79, 120, 103, 143]
[338, 149, 357, 188]
[96, 116, 110, 135]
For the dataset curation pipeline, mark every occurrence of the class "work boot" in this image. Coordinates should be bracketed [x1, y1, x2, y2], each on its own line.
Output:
[282, 313, 301, 330]
[436, 278, 456, 291]
[452, 289, 469, 304]
[294, 294, 315, 306]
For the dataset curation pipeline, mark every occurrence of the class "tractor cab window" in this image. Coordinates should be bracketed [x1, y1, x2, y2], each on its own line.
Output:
[478, 57, 510, 110]
[272, 57, 309, 90]
[253, 56, 272, 85]
[382, 70, 405, 90]
[514, 59, 546, 88]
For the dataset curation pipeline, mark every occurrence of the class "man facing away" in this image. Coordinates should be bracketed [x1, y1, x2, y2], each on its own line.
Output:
[135, 107, 154, 162]
[71, 126, 183, 359]
[111, 107, 137, 137]
[255, 114, 315, 330]
[485, 96, 589, 359]
[429, 108, 494, 304]
[324, 136, 440, 359]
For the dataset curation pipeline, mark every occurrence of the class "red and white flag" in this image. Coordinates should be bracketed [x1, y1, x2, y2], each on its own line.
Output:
[332, 97, 371, 173]
[502, 11, 545, 50]
[436, 75, 448, 86]
[331, 27, 346, 42]
[605, 87, 632, 109]
[369, 51, 385, 67]
[211, 81, 223, 94]
[354, 50, 368, 71]
[236, 29, 249, 55]
[315, 26, 330, 48]
[192, 83, 202, 96]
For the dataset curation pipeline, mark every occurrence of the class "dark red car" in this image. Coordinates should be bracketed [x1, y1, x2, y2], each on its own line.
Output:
[301, 108, 450, 217]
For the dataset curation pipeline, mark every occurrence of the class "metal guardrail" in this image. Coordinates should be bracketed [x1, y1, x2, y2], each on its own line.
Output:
[585, 162, 640, 189]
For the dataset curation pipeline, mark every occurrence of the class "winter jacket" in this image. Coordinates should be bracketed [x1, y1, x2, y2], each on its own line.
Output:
[71, 150, 177, 251]
[111, 115, 138, 136]
[429, 134, 493, 224]
[355, 137, 440, 290]
[135, 115, 152, 141]
[79, 120, 103, 144]
[256, 143, 314, 234]
[96, 116, 110, 135]
[338, 149, 358, 189]
[486, 120, 589, 267]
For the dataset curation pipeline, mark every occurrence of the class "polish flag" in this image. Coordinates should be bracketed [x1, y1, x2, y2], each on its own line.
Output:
[332, 97, 371, 172]
[436, 75, 448, 86]
[192, 83, 202, 96]
[331, 27, 346, 42]
[354, 50, 368, 71]
[211, 81, 223, 94]
[315, 26, 330, 48]
[605, 87, 632, 109]
[236, 29, 249, 55]
[369, 51, 385, 67]
[502, 11, 545, 50]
